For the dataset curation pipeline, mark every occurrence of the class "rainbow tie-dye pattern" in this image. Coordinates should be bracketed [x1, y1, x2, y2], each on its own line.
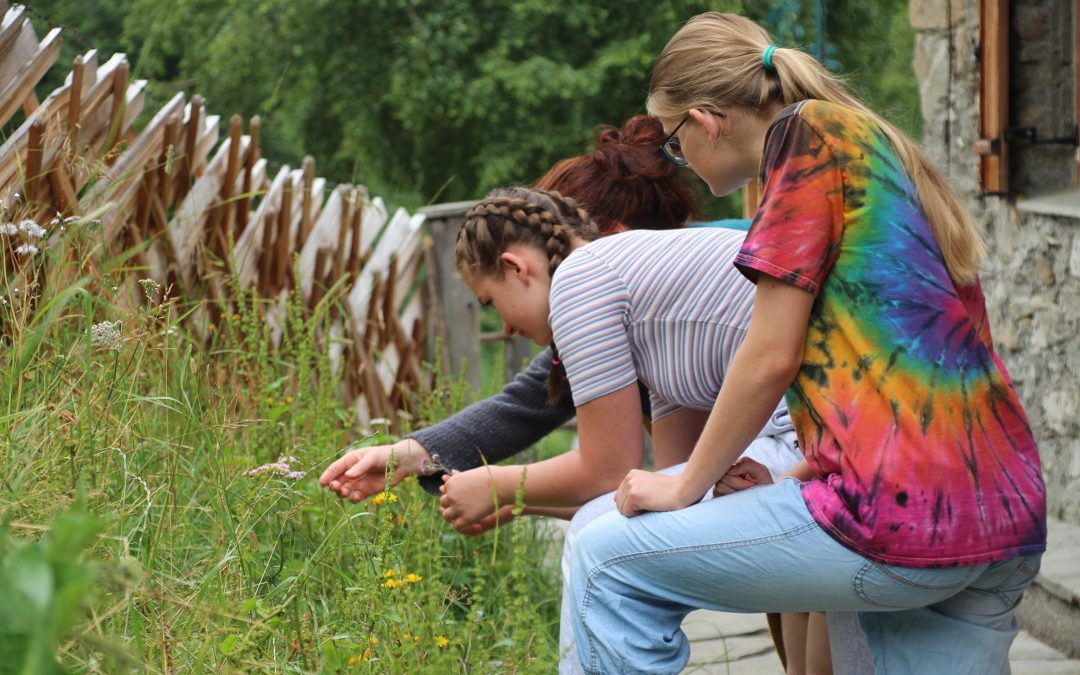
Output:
[735, 100, 1046, 567]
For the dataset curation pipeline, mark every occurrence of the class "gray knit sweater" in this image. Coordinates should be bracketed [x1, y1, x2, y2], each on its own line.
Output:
[413, 348, 570, 494]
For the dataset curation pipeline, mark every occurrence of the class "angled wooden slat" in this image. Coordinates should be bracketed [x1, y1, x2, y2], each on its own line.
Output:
[0, 27, 61, 128]
[0, 4, 27, 64]
[235, 161, 286, 289]
[235, 114, 260, 236]
[85, 92, 185, 240]
[166, 130, 248, 284]
[297, 184, 346, 303]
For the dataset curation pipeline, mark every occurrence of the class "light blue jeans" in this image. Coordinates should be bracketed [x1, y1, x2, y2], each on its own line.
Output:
[570, 478, 1041, 675]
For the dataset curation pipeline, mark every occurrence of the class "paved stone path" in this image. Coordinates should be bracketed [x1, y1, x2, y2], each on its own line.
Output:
[680, 609, 1080, 674]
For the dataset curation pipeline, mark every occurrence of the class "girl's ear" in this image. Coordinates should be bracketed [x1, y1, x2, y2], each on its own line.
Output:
[689, 108, 725, 145]
[499, 250, 529, 279]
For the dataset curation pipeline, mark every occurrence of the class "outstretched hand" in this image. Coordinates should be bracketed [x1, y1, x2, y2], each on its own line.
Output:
[319, 439, 433, 503]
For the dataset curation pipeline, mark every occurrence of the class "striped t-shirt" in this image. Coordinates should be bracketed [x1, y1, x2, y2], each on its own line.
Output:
[549, 228, 769, 421]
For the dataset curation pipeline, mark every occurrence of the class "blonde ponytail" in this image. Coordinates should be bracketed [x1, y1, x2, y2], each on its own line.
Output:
[649, 12, 983, 286]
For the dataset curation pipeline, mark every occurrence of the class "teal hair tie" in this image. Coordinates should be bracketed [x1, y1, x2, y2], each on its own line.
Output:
[762, 45, 777, 70]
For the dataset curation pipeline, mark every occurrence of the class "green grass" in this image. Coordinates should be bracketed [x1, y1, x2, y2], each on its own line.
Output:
[0, 217, 561, 672]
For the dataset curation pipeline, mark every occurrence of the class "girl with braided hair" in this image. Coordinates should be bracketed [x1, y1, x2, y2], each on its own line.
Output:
[566, 12, 1046, 675]
[440, 186, 799, 523]
[441, 185, 805, 670]
[320, 115, 701, 505]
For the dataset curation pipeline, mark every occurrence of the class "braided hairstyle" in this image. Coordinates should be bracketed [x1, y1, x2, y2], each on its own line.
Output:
[455, 187, 601, 405]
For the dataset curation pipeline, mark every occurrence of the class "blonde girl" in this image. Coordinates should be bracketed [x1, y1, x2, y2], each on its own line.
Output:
[568, 12, 1046, 675]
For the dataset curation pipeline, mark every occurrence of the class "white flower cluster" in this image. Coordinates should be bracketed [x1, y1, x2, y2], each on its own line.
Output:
[138, 278, 161, 299]
[91, 320, 123, 351]
[1, 216, 47, 258]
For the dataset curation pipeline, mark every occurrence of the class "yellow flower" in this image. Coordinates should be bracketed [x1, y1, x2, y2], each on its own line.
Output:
[361, 646, 372, 661]
[372, 491, 398, 506]
[369, 636, 379, 645]
[285, 395, 294, 404]
[347, 655, 360, 666]
[232, 313, 241, 321]
[382, 578, 402, 589]
[405, 573, 423, 584]
[383, 569, 399, 578]
[208, 323, 216, 332]
[414, 635, 420, 642]
[265, 396, 274, 405]
[402, 632, 412, 640]
[435, 635, 450, 648]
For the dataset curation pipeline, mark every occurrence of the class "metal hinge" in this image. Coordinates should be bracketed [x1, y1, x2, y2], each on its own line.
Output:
[976, 125, 1078, 156]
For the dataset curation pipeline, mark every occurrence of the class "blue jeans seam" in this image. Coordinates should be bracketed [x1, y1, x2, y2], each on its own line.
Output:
[853, 560, 981, 608]
[577, 518, 819, 672]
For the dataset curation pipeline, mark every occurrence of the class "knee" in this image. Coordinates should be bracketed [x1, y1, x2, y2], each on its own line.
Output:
[570, 511, 633, 584]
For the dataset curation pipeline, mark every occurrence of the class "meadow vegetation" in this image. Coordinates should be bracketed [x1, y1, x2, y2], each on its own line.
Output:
[0, 212, 561, 673]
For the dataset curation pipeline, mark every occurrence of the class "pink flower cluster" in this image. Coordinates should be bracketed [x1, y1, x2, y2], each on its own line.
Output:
[244, 455, 306, 480]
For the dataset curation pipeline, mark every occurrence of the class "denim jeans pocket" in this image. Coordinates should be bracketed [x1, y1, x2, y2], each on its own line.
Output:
[972, 553, 1042, 609]
[853, 560, 985, 609]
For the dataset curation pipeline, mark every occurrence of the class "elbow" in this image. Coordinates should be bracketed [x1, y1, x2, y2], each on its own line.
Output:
[749, 343, 804, 392]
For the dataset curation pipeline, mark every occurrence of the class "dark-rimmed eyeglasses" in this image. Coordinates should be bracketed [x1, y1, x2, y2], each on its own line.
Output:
[657, 111, 726, 168]
[658, 116, 691, 167]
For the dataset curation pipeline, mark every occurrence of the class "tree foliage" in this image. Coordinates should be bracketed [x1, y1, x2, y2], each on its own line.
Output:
[28, 0, 919, 212]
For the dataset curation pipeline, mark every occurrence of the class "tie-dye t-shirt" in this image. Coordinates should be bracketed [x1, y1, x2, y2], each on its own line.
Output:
[734, 100, 1046, 567]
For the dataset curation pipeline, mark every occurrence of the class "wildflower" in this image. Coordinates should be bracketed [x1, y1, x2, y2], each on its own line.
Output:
[347, 655, 360, 666]
[90, 320, 122, 351]
[361, 647, 372, 661]
[18, 219, 46, 239]
[14, 244, 39, 256]
[208, 323, 216, 332]
[402, 632, 412, 640]
[383, 569, 400, 578]
[243, 454, 304, 478]
[232, 313, 241, 321]
[138, 278, 161, 299]
[371, 491, 398, 506]
[265, 396, 274, 405]
[382, 578, 403, 589]
[369, 636, 379, 646]
[285, 395, 294, 405]
[404, 573, 422, 584]
[0, 223, 17, 236]
[435, 636, 450, 648]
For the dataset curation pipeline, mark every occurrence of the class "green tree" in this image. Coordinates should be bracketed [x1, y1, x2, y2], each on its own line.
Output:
[28, 0, 919, 213]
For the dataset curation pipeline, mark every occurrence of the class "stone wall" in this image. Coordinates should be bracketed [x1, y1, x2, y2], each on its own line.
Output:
[912, 0, 1080, 524]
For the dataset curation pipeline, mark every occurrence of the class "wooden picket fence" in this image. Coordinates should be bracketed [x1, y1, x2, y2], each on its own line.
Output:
[0, 2, 432, 431]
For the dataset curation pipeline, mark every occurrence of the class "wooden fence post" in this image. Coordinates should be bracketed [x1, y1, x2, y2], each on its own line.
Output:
[418, 200, 481, 390]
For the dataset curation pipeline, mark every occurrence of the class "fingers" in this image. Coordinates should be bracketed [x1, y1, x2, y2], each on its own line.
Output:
[318, 451, 359, 486]
[728, 457, 773, 485]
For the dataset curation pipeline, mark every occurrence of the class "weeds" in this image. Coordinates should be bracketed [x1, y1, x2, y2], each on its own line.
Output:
[0, 216, 560, 672]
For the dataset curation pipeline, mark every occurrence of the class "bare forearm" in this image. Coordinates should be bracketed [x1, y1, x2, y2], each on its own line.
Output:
[523, 505, 580, 520]
[493, 449, 630, 508]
